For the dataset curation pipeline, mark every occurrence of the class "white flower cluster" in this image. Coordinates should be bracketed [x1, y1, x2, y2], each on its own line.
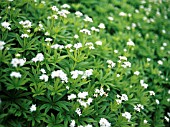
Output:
[1, 21, 11, 30]
[149, 91, 155, 96]
[118, 56, 131, 68]
[39, 69, 48, 82]
[51, 70, 68, 83]
[116, 94, 128, 105]
[75, 11, 83, 17]
[140, 80, 148, 89]
[94, 87, 107, 97]
[95, 41, 102, 45]
[84, 15, 93, 22]
[70, 120, 76, 127]
[31, 53, 44, 63]
[80, 29, 91, 35]
[50, 5, 70, 18]
[0, 41, 6, 50]
[119, 12, 127, 16]
[21, 33, 29, 38]
[78, 124, 93, 127]
[11, 58, 26, 67]
[74, 43, 82, 50]
[99, 118, 111, 127]
[85, 42, 95, 50]
[45, 38, 53, 42]
[122, 112, 131, 121]
[75, 108, 82, 116]
[91, 26, 100, 32]
[61, 4, 70, 9]
[30, 104, 36, 112]
[107, 60, 116, 68]
[98, 23, 105, 29]
[127, 39, 135, 46]
[71, 69, 93, 79]
[134, 104, 144, 112]
[10, 72, 22, 78]
[51, 44, 64, 50]
[19, 20, 32, 28]
[134, 71, 140, 76]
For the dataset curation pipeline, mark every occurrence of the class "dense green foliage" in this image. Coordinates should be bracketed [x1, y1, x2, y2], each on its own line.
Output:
[0, 0, 170, 127]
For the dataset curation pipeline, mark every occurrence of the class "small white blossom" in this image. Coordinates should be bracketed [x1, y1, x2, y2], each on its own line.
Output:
[147, 58, 151, 62]
[85, 42, 95, 50]
[99, 118, 111, 127]
[80, 29, 91, 35]
[91, 27, 100, 32]
[10, 72, 22, 78]
[107, 60, 116, 68]
[134, 104, 144, 112]
[19, 20, 32, 28]
[40, 68, 46, 74]
[52, 15, 58, 19]
[98, 23, 105, 29]
[119, 56, 127, 61]
[70, 120, 76, 127]
[119, 12, 127, 16]
[121, 94, 128, 101]
[30, 104, 36, 112]
[61, 4, 70, 9]
[32, 53, 44, 63]
[39, 74, 48, 82]
[121, 61, 131, 68]
[51, 70, 68, 83]
[84, 15, 93, 22]
[75, 11, 83, 17]
[163, 42, 167, 47]
[74, 34, 79, 39]
[114, 50, 118, 53]
[51, 44, 64, 50]
[149, 91, 155, 96]
[51, 6, 59, 12]
[1, 21, 11, 30]
[116, 99, 122, 105]
[65, 44, 72, 49]
[158, 60, 163, 65]
[164, 116, 169, 122]
[144, 119, 148, 124]
[116, 74, 120, 77]
[78, 92, 88, 99]
[156, 99, 160, 104]
[74, 43, 82, 50]
[134, 71, 140, 76]
[122, 112, 131, 121]
[87, 98, 93, 105]
[108, 16, 114, 21]
[45, 32, 50, 36]
[70, 70, 83, 79]
[11, 58, 26, 67]
[75, 108, 82, 116]
[0, 41, 6, 50]
[95, 41, 102, 45]
[68, 94, 77, 100]
[21, 34, 29, 38]
[127, 39, 135, 46]
[45, 38, 53, 42]
[82, 69, 93, 79]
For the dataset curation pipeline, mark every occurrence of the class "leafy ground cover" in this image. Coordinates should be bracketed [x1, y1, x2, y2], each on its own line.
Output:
[0, 0, 170, 127]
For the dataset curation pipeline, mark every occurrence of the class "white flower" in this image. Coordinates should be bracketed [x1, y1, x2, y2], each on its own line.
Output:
[51, 6, 59, 12]
[65, 44, 72, 49]
[45, 32, 50, 36]
[70, 120, 76, 127]
[127, 39, 135, 46]
[134, 104, 144, 112]
[1, 21, 11, 30]
[119, 12, 127, 16]
[74, 43, 82, 50]
[95, 41, 102, 45]
[52, 15, 58, 19]
[32, 53, 44, 63]
[119, 56, 127, 61]
[70, 70, 83, 79]
[39, 74, 48, 82]
[74, 34, 79, 39]
[107, 60, 116, 68]
[10, 72, 22, 78]
[80, 29, 91, 35]
[77, 99, 87, 107]
[164, 116, 169, 122]
[85, 124, 93, 127]
[68, 94, 77, 100]
[116, 74, 120, 77]
[21, 34, 29, 38]
[0, 41, 6, 50]
[140, 80, 148, 89]
[82, 69, 93, 79]
[45, 38, 52, 42]
[149, 91, 155, 96]
[51, 70, 68, 83]
[87, 98, 93, 105]
[85, 42, 95, 49]
[58, 9, 70, 18]
[61, 4, 70, 9]
[11, 58, 26, 67]
[144, 119, 148, 124]
[78, 92, 88, 99]
[156, 99, 160, 104]
[121, 61, 131, 68]
[99, 118, 111, 127]
[30, 104, 36, 112]
[84, 15, 93, 22]
[121, 94, 128, 101]
[108, 16, 114, 21]
[19, 20, 32, 28]
[40, 68, 46, 73]
[147, 58, 151, 62]
[122, 112, 131, 121]
[163, 42, 167, 47]
[75, 11, 83, 17]
[116, 99, 122, 105]
[158, 60, 163, 65]
[51, 44, 64, 49]
[91, 27, 100, 32]
[134, 71, 140, 76]
[114, 50, 118, 53]
[75, 108, 82, 116]
[98, 23, 105, 29]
